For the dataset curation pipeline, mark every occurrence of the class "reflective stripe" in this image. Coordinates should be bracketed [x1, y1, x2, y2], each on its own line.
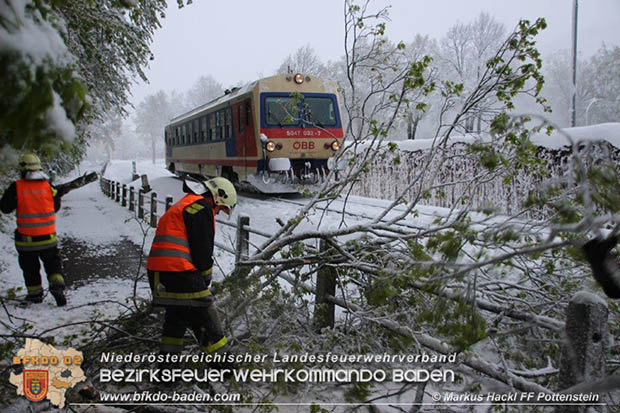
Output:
[202, 336, 227, 353]
[152, 235, 189, 248]
[17, 219, 56, 228]
[149, 249, 193, 261]
[27, 285, 43, 293]
[48, 273, 64, 286]
[201, 268, 213, 277]
[15, 234, 57, 251]
[15, 234, 57, 246]
[186, 204, 204, 214]
[16, 211, 55, 219]
[16, 243, 57, 252]
[153, 272, 212, 301]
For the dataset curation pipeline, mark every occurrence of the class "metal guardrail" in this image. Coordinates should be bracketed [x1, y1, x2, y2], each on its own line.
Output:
[99, 176, 272, 262]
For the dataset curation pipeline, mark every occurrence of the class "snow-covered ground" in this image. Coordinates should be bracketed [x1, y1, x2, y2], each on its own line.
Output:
[0, 158, 464, 342]
[0, 151, 613, 411]
[0, 164, 153, 342]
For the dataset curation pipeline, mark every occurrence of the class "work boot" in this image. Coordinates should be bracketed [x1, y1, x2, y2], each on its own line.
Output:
[25, 292, 43, 304]
[50, 286, 67, 307]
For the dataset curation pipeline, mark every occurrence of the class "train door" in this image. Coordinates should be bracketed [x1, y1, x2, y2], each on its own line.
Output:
[234, 99, 257, 178]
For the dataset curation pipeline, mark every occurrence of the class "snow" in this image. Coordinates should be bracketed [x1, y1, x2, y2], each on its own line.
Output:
[356, 123, 620, 153]
[570, 290, 609, 308]
[269, 157, 291, 171]
[0, 157, 612, 410]
[530, 122, 620, 149]
[0, 0, 72, 67]
[345, 123, 620, 217]
[0, 158, 452, 344]
[45, 91, 76, 142]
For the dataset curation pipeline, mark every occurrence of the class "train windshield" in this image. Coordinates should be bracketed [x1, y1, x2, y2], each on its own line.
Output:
[303, 97, 337, 127]
[265, 97, 298, 126]
[263, 94, 338, 128]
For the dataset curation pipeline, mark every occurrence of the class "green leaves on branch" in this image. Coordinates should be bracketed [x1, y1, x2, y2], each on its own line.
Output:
[489, 18, 549, 112]
[417, 295, 487, 351]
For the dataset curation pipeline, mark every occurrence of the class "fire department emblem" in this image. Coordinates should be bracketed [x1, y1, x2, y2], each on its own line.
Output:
[23, 370, 48, 402]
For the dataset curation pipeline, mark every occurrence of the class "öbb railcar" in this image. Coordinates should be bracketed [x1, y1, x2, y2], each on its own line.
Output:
[164, 73, 344, 193]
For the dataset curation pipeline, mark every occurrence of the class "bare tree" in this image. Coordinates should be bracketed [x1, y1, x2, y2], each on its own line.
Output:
[185, 75, 224, 109]
[217, 2, 607, 407]
[439, 12, 506, 133]
[133, 91, 175, 163]
[544, 46, 620, 126]
[275, 44, 329, 77]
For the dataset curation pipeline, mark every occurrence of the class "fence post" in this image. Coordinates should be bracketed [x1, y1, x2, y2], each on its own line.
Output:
[141, 174, 151, 193]
[129, 187, 135, 212]
[121, 184, 127, 207]
[132, 160, 139, 181]
[115, 182, 120, 202]
[165, 196, 173, 211]
[150, 192, 158, 228]
[138, 190, 144, 220]
[557, 291, 608, 412]
[234, 215, 250, 276]
[313, 239, 337, 332]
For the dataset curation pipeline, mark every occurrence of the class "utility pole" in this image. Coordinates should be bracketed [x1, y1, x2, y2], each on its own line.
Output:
[570, 0, 578, 127]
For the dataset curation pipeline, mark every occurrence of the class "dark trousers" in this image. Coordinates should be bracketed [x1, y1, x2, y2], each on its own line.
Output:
[160, 304, 226, 354]
[18, 247, 64, 297]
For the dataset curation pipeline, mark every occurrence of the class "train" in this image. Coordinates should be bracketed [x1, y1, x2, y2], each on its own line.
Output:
[164, 73, 344, 193]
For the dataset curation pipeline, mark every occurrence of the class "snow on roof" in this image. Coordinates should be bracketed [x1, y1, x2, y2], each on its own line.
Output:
[530, 122, 620, 149]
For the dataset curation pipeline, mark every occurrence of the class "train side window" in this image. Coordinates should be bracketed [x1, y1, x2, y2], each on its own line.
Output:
[201, 117, 207, 142]
[225, 109, 232, 138]
[238, 105, 243, 133]
[188, 122, 193, 144]
[193, 119, 199, 143]
[209, 113, 215, 140]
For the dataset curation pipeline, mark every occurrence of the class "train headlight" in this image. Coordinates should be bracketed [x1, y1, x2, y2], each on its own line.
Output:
[331, 140, 340, 151]
[265, 141, 277, 152]
[294, 73, 304, 84]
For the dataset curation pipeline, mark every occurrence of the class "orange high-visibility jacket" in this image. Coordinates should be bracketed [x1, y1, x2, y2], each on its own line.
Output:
[16, 180, 56, 236]
[147, 194, 216, 272]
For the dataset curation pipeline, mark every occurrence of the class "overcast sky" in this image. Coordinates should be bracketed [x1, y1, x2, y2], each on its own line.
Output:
[129, 0, 620, 106]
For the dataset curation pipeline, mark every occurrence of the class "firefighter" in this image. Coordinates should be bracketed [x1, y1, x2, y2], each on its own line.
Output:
[0, 153, 66, 306]
[583, 235, 620, 299]
[146, 176, 237, 357]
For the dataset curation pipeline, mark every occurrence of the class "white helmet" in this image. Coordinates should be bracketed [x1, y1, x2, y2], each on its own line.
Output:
[184, 176, 237, 213]
[204, 177, 237, 211]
